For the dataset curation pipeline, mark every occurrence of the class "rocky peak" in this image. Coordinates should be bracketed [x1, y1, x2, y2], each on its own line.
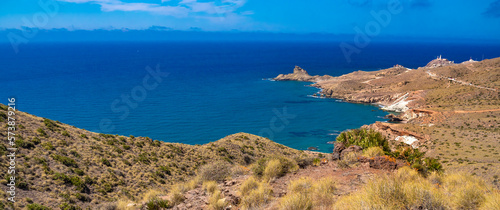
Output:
[293, 66, 309, 75]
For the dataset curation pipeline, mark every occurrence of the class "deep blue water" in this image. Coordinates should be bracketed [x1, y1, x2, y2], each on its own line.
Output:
[1, 41, 499, 152]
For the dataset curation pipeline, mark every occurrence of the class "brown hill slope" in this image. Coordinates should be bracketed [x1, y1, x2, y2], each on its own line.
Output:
[0, 106, 306, 209]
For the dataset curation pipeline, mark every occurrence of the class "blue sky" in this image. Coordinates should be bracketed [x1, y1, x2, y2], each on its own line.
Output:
[1, 0, 500, 40]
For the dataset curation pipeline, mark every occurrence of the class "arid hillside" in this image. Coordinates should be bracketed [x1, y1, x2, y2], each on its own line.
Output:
[0, 106, 308, 209]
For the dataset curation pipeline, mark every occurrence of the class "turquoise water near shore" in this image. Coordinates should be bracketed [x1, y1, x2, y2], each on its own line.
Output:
[1, 41, 499, 152]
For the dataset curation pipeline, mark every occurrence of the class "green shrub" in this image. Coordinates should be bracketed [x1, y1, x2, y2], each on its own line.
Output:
[43, 118, 59, 131]
[72, 168, 85, 176]
[101, 158, 112, 167]
[0, 112, 7, 121]
[52, 154, 78, 168]
[423, 157, 443, 173]
[37, 128, 48, 138]
[42, 142, 54, 150]
[391, 145, 425, 164]
[62, 131, 70, 137]
[312, 158, 321, 166]
[145, 197, 172, 209]
[26, 203, 51, 210]
[336, 129, 390, 152]
[15, 139, 35, 149]
[59, 202, 82, 210]
[31, 137, 41, 145]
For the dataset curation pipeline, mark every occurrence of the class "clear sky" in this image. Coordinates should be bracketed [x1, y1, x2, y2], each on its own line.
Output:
[1, 0, 500, 40]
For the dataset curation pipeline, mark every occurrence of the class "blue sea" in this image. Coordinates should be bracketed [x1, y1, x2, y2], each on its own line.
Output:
[2, 41, 499, 152]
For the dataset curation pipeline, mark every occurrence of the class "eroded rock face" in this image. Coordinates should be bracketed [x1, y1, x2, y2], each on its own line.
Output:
[332, 142, 346, 160]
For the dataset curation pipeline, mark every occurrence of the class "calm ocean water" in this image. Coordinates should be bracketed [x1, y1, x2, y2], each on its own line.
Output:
[1, 41, 499, 152]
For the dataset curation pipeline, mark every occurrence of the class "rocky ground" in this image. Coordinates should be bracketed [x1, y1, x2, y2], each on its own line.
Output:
[128, 155, 395, 210]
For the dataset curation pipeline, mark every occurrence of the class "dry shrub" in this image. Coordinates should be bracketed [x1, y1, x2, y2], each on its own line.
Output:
[394, 166, 420, 182]
[239, 176, 259, 197]
[443, 174, 487, 209]
[208, 190, 227, 210]
[169, 184, 187, 205]
[280, 193, 312, 210]
[203, 181, 218, 195]
[402, 179, 448, 210]
[239, 181, 273, 209]
[141, 189, 164, 203]
[288, 177, 313, 194]
[312, 177, 337, 208]
[252, 156, 298, 179]
[185, 177, 200, 190]
[116, 200, 134, 210]
[263, 159, 282, 181]
[337, 151, 359, 169]
[280, 177, 336, 210]
[480, 192, 500, 210]
[332, 167, 496, 210]
[362, 147, 385, 158]
[232, 165, 250, 177]
[198, 160, 232, 182]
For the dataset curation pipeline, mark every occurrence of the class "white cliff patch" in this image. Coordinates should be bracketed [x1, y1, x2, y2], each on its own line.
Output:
[381, 93, 412, 112]
[395, 135, 419, 148]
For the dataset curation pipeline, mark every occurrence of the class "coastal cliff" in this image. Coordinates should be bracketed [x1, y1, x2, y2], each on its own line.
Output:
[275, 57, 500, 181]
[276, 57, 499, 112]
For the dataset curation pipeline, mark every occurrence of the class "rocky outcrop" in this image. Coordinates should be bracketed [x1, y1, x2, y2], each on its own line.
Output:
[425, 56, 455, 68]
[385, 113, 404, 122]
[332, 142, 346, 160]
[358, 156, 402, 170]
[274, 66, 332, 82]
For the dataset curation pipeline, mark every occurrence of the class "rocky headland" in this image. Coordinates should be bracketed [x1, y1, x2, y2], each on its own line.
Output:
[274, 57, 500, 181]
[274, 66, 333, 82]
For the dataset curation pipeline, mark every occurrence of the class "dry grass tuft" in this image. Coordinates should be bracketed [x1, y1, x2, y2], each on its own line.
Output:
[332, 167, 498, 210]
[279, 177, 336, 210]
[362, 147, 385, 158]
[203, 181, 218, 195]
[239, 181, 273, 209]
[239, 176, 259, 197]
[208, 190, 227, 210]
[480, 192, 500, 210]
